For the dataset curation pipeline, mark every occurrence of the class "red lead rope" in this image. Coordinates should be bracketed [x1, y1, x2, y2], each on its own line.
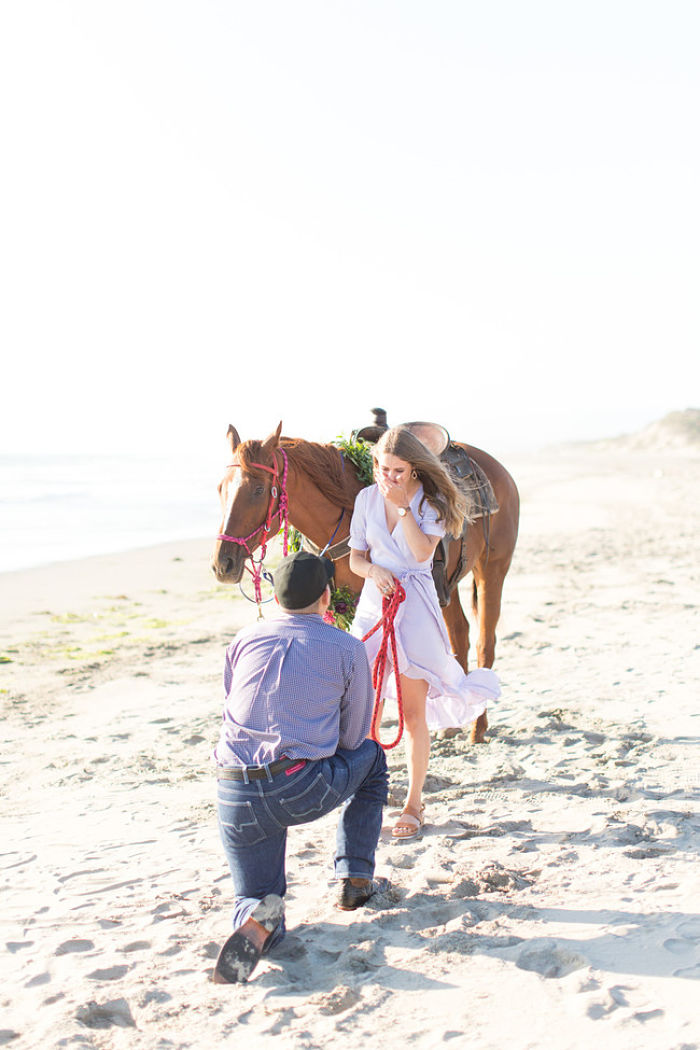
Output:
[361, 581, 406, 750]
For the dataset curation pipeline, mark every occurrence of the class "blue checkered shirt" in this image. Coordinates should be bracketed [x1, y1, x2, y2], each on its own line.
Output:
[214, 612, 374, 767]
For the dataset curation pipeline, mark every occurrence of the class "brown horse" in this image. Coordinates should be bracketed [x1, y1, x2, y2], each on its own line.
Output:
[211, 422, 519, 742]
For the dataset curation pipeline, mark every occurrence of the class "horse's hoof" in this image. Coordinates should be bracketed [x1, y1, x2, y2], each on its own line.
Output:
[469, 711, 489, 744]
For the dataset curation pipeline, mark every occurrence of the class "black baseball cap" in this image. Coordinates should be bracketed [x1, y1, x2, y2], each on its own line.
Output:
[273, 551, 334, 610]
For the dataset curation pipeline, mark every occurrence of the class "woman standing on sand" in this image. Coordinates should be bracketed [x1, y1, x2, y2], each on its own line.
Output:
[349, 426, 500, 841]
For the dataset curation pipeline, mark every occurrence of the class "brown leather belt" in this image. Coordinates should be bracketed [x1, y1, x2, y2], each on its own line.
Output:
[216, 757, 306, 781]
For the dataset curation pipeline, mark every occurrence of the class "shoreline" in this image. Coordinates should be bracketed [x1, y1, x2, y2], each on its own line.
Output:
[0, 529, 217, 580]
[1, 445, 698, 1049]
[0, 537, 217, 624]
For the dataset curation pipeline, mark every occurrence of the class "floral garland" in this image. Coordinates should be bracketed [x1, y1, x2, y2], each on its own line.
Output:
[278, 531, 358, 631]
[323, 585, 358, 631]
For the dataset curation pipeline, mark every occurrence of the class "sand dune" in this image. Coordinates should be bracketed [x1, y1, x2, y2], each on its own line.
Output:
[593, 407, 700, 452]
[1, 437, 698, 1049]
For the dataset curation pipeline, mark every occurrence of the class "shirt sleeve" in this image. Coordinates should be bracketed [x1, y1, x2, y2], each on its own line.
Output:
[417, 497, 446, 538]
[348, 486, 370, 551]
[337, 640, 374, 749]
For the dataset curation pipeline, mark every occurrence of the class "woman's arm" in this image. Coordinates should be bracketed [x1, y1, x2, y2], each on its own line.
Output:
[349, 548, 397, 594]
[396, 508, 441, 563]
[378, 475, 442, 563]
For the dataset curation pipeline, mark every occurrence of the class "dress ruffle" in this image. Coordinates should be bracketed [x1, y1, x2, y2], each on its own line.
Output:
[351, 570, 500, 730]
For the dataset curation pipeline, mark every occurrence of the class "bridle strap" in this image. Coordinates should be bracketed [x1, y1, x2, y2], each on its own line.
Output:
[217, 448, 290, 615]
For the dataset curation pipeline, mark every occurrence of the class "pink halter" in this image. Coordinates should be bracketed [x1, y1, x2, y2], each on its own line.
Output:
[218, 447, 290, 614]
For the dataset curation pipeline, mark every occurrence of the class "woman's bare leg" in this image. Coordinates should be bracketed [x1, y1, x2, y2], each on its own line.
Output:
[400, 675, 429, 816]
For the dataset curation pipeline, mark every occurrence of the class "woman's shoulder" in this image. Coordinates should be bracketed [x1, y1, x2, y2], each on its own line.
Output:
[411, 484, 435, 514]
[414, 486, 445, 528]
[354, 483, 378, 507]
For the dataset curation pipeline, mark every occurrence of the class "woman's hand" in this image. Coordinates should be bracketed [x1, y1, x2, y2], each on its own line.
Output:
[368, 563, 397, 595]
[377, 474, 410, 509]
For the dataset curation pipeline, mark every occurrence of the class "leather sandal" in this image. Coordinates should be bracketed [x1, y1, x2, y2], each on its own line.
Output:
[391, 804, 425, 841]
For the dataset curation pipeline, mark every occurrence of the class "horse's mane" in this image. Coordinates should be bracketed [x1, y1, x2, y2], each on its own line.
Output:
[237, 437, 364, 513]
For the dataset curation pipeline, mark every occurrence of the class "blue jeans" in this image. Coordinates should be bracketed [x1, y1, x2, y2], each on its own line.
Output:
[216, 738, 388, 944]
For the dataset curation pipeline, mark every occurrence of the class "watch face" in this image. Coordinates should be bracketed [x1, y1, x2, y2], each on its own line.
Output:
[398, 507, 406, 516]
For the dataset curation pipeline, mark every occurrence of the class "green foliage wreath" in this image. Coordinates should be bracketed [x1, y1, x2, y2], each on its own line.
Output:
[332, 434, 374, 486]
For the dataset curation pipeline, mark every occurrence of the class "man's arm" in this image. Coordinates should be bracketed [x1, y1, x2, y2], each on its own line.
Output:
[337, 643, 375, 750]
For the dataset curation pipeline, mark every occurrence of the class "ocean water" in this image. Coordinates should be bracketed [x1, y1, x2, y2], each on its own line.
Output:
[0, 453, 221, 573]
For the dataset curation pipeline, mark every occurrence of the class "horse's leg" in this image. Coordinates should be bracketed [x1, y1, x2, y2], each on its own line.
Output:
[466, 556, 511, 743]
[469, 568, 495, 744]
[438, 587, 473, 740]
[442, 587, 470, 671]
[472, 555, 510, 669]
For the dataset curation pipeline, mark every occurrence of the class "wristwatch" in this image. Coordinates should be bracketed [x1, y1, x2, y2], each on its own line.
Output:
[397, 507, 408, 517]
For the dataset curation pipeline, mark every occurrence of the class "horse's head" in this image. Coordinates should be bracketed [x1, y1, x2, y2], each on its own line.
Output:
[211, 422, 284, 583]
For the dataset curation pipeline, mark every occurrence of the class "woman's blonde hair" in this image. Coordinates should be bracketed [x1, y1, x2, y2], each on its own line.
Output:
[373, 426, 467, 536]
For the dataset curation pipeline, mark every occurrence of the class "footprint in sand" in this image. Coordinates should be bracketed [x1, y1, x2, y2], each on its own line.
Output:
[75, 998, 136, 1029]
[120, 940, 150, 954]
[24, 973, 50, 988]
[6, 941, 33, 953]
[664, 938, 696, 955]
[312, 985, 361, 1016]
[673, 964, 700, 979]
[138, 989, 172, 1006]
[86, 965, 130, 981]
[665, 923, 700, 978]
[585, 983, 633, 1018]
[262, 1008, 300, 1035]
[516, 942, 588, 979]
[632, 1008, 665, 1022]
[273, 936, 308, 961]
[55, 938, 95, 955]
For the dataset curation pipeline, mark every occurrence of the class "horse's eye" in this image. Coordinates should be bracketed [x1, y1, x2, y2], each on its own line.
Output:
[253, 485, 265, 498]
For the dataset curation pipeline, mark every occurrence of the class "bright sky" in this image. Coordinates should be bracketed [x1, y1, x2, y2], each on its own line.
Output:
[1, 1, 698, 459]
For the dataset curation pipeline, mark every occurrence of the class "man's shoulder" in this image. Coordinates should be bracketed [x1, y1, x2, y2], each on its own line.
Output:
[320, 621, 367, 659]
[229, 615, 364, 658]
[290, 614, 365, 660]
[227, 617, 287, 651]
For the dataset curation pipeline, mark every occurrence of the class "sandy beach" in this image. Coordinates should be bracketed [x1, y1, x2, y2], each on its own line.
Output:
[1, 434, 698, 1049]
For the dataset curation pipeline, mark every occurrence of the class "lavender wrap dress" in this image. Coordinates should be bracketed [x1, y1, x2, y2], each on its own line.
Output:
[349, 484, 500, 730]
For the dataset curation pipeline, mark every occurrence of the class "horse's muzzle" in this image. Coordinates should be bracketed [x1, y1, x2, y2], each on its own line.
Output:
[210, 541, 246, 583]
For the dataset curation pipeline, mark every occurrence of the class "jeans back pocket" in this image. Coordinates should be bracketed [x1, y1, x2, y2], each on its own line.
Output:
[277, 771, 339, 824]
[217, 796, 267, 846]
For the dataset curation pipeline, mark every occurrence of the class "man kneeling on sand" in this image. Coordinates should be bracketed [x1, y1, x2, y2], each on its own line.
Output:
[213, 551, 389, 984]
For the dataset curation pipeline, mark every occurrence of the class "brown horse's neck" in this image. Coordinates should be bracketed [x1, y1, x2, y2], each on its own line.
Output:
[282, 442, 363, 552]
[287, 478, 343, 550]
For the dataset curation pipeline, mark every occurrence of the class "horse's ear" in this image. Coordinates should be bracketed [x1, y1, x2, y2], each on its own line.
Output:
[227, 425, 241, 454]
[262, 422, 283, 452]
